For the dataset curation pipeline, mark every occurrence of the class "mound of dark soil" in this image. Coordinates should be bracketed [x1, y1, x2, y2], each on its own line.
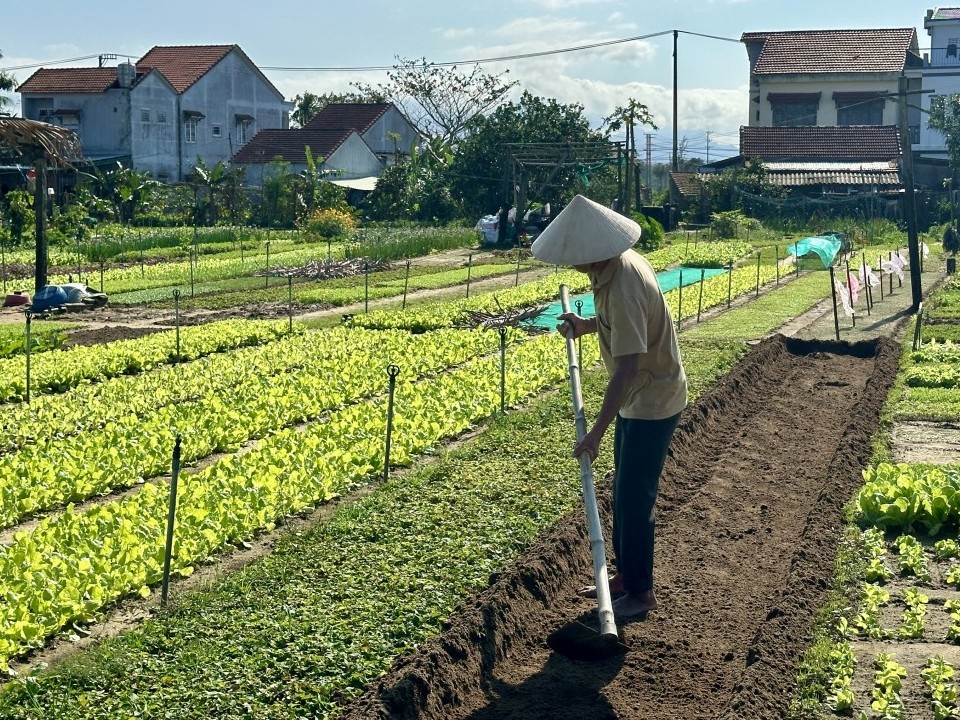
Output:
[338, 333, 900, 720]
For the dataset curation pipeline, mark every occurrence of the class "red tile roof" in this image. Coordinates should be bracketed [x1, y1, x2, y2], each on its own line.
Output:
[231, 128, 354, 164]
[740, 125, 902, 161]
[19, 45, 283, 98]
[136, 45, 234, 93]
[741, 28, 918, 74]
[304, 103, 391, 132]
[17, 67, 118, 94]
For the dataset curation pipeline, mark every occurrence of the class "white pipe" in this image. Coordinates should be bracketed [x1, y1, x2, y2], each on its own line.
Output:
[560, 284, 619, 640]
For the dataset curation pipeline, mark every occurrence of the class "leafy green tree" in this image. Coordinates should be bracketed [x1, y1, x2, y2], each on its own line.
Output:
[354, 56, 517, 144]
[4, 190, 34, 245]
[189, 157, 247, 225]
[450, 91, 606, 219]
[84, 162, 160, 224]
[0, 50, 16, 116]
[255, 158, 298, 228]
[604, 99, 657, 214]
[929, 94, 960, 224]
[361, 136, 459, 222]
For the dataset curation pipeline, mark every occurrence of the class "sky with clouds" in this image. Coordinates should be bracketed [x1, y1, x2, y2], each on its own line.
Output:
[0, 0, 935, 163]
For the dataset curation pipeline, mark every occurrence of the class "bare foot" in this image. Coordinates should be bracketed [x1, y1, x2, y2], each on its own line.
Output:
[577, 574, 626, 599]
[612, 590, 657, 619]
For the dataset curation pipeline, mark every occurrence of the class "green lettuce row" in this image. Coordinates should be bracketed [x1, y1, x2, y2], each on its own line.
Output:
[904, 364, 960, 389]
[0, 327, 517, 528]
[0, 332, 600, 669]
[48, 243, 342, 296]
[665, 261, 782, 322]
[0, 319, 295, 404]
[347, 270, 591, 331]
[858, 463, 960, 537]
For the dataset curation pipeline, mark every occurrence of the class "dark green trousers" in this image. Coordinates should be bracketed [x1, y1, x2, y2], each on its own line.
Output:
[612, 412, 681, 594]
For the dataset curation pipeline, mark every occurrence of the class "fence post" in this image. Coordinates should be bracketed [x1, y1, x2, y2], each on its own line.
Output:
[161, 435, 183, 606]
[575, 299, 584, 369]
[727, 262, 733, 308]
[878, 254, 884, 301]
[383, 364, 401, 482]
[100, 259, 105, 293]
[515, 246, 522, 287]
[775, 245, 780, 286]
[402, 260, 411, 310]
[189, 249, 195, 298]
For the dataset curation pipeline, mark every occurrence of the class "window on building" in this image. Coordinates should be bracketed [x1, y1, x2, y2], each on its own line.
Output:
[836, 97, 885, 126]
[949, 38, 959, 58]
[771, 102, 818, 126]
[185, 117, 198, 143]
[141, 109, 150, 123]
[236, 121, 247, 144]
[157, 111, 167, 123]
[212, 124, 222, 138]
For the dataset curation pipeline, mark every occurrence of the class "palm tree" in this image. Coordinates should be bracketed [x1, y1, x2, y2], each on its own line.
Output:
[0, 49, 17, 116]
[0, 118, 83, 289]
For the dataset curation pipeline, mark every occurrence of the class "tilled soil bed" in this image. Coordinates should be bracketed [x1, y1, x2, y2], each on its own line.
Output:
[340, 334, 900, 720]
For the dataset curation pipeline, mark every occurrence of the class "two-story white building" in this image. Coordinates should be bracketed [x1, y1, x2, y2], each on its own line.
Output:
[916, 8, 960, 184]
[17, 45, 293, 182]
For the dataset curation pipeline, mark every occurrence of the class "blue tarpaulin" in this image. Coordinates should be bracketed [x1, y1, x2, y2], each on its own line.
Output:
[786, 234, 842, 269]
[526, 266, 727, 329]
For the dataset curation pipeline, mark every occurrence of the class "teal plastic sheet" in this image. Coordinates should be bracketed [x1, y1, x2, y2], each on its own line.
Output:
[786, 234, 841, 269]
[526, 266, 726, 329]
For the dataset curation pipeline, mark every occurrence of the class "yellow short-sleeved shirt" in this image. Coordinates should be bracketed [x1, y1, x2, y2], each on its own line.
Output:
[591, 250, 687, 420]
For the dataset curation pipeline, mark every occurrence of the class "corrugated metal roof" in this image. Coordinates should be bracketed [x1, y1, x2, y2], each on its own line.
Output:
[765, 170, 901, 187]
[741, 28, 918, 74]
[764, 161, 897, 171]
[932, 8, 960, 20]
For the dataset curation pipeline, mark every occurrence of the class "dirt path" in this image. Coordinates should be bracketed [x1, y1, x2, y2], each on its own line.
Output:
[339, 335, 900, 720]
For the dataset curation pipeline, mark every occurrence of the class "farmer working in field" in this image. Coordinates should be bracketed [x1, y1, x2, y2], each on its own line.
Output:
[530, 194, 687, 619]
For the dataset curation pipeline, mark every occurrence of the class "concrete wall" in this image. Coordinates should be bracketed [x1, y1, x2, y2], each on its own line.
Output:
[748, 75, 900, 127]
[22, 88, 130, 159]
[129, 72, 178, 179]
[364, 107, 421, 162]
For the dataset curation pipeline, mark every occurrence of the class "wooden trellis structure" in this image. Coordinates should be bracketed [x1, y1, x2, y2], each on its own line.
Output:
[501, 140, 629, 229]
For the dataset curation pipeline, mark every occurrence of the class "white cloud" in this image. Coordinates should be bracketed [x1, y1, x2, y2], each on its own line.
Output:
[437, 27, 476, 40]
[522, 0, 616, 8]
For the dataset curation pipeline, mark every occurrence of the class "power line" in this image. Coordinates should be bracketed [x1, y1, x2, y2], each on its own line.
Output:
[2, 28, 740, 74]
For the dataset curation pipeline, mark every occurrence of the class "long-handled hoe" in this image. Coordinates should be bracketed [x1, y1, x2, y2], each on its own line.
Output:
[546, 284, 629, 661]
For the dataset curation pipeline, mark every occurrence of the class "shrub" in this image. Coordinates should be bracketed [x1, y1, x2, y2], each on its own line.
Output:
[632, 212, 665, 250]
[710, 210, 750, 239]
[301, 207, 358, 240]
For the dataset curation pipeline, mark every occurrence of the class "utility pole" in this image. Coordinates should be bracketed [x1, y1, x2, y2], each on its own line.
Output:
[646, 133, 653, 189]
[898, 73, 922, 311]
[672, 30, 679, 173]
[705, 130, 711, 164]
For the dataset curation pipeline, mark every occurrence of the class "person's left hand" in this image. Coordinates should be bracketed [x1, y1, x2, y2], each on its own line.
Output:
[573, 428, 603, 463]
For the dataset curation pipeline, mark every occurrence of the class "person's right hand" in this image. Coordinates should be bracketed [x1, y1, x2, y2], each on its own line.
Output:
[557, 312, 588, 340]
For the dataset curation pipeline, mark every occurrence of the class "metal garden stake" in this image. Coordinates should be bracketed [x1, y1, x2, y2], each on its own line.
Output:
[878, 254, 884, 301]
[913, 302, 924, 352]
[24, 312, 31, 405]
[755, 252, 761, 297]
[466, 253, 473, 298]
[265, 240, 271, 288]
[100, 259, 105, 293]
[677, 270, 683, 332]
[161, 435, 183, 606]
[383, 364, 401, 482]
[727, 262, 733, 308]
[845, 260, 856, 328]
[829, 266, 840, 341]
[287, 276, 293, 333]
[402, 260, 411, 310]
[775, 246, 779, 286]
[696, 268, 705, 323]
[515, 247, 522, 287]
[364, 261, 370, 313]
[173, 289, 181, 359]
[499, 327, 507, 413]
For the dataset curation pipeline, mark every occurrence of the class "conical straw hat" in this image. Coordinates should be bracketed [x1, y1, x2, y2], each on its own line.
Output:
[530, 195, 640, 265]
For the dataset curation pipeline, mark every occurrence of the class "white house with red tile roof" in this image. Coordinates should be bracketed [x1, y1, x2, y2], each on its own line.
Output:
[918, 8, 960, 171]
[303, 103, 421, 166]
[17, 45, 292, 181]
[231, 127, 383, 187]
[707, 28, 925, 194]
